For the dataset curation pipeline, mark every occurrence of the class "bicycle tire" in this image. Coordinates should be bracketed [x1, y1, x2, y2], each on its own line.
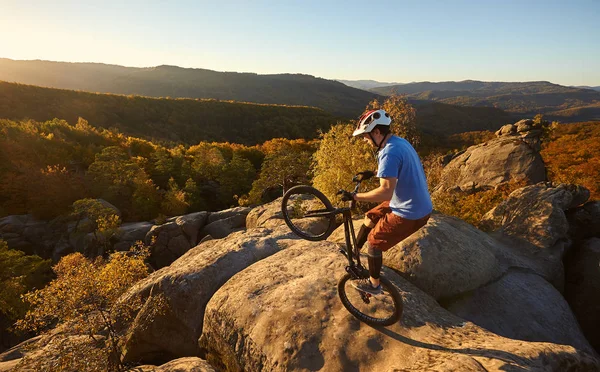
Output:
[337, 274, 403, 327]
[281, 185, 337, 241]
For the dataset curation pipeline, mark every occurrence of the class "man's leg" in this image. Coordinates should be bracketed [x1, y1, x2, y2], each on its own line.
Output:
[365, 212, 432, 288]
[355, 216, 375, 251]
[365, 243, 383, 288]
[357, 201, 391, 251]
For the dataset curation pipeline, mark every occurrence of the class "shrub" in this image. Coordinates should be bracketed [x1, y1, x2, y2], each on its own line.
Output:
[432, 181, 527, 227]
[17, 244, 150, 371]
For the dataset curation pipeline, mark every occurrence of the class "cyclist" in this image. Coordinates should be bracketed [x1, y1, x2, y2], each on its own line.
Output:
[340, 109, 432, 294]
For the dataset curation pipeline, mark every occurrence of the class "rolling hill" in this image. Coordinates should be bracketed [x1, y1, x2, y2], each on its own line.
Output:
[370, 80, 600, 121]
[0, 81, 336, 145]
[0, 81, 514, 144]
[0, 58, 379, 117]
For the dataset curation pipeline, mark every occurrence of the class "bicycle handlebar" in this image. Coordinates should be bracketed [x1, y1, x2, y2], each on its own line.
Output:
[340, 170, 375, 208]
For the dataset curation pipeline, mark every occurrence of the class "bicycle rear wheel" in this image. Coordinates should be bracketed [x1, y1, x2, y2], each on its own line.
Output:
[281, 185, 337, 241]
[338, 274, 403, 327]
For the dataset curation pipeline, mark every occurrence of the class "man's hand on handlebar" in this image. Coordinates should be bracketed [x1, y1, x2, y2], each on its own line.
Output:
[337, 189, 356, 202]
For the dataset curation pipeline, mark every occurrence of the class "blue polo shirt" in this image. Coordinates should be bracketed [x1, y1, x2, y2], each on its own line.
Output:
[377, 135, 433, 219]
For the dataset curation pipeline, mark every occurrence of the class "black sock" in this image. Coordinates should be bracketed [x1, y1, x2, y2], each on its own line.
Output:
[356, 224, 372, 250]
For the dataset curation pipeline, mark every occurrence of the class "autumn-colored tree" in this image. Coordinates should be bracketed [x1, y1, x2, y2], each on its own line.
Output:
[27, 165, 87, 220]
[160, 177, 189, 216]
[17, 245, 152, 371]
[71, 199, 121, 256]
[365, 94, 420, 148]
[242, 139, 316, 205]
[312, 123, 379, 208]
[541, 121, 600, 200]
[86, 146, 160, 220]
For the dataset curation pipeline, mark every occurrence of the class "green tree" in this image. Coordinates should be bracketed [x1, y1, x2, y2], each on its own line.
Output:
[218, 154, 257, 206]
[0, 240, 51, 322]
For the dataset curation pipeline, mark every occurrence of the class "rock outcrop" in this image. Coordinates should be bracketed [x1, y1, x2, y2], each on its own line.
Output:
[434, 119, 547, 194]
[119, 225, 296, 364]
[0, 207, 250, 268]
[245, 197, 287, 229]
[131, 357, 216, 372]
[200, 243, 599, 371]
[481, 183, 590, 250]
[5, 117, 600, 370]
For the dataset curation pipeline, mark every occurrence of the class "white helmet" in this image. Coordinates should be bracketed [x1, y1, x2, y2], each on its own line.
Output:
[352, 109, 391, 137]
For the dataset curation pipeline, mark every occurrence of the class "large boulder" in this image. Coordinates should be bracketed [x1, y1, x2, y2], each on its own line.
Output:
[434, 135, 546, 194]
[175, 212, 209, 246]
[113, 221, 155, 251]
[480, 183, 590, 250]
[199, 214, 246, 240]
[445, 270, 595, 355]
[385, 214, 503, 299]
[564, 238, 600, 353]
[119, 225, 297, 364]
[145, 221, 191, 269]
[0, 215, 52, 257]
[245, 197, 287, 229]
[200, 242, 599, 371]
[143, 212, 209, 269]
[0, 333, 106, 372]
[206, 207, 251, 225]
[329, 213, 564, 297]
[131, 357, 216, 372]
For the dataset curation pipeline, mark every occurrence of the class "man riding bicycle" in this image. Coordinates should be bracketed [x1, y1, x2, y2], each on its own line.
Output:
[339, 109, 432, 294]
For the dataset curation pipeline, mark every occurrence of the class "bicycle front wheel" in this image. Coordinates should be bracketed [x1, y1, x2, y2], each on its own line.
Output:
[281, 185, 337, 241]
[338, 274, 403, 327]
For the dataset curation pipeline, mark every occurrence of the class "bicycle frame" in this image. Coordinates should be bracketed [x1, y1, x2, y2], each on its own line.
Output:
[334, 181, 369, 280]
[300, 175, 371, 279]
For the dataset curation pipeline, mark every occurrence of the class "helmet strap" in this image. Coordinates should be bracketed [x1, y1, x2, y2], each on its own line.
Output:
[370, 132, 388, 158]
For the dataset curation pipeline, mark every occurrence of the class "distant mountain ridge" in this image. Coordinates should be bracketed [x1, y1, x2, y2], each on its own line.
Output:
[0, 58, 379, 117]
[370, 80, 600, 121]
[573, 85, 600, 92]
[336, 79, 403, 90]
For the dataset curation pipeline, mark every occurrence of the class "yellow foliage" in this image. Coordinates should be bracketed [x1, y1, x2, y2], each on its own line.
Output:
[312, 123, 378, 207]
[541, 121, 600, 200]
[432, 181, 527, 227]
[16, 244, 150, 371]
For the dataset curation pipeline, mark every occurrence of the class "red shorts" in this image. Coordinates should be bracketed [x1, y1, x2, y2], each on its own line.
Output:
[366, 201, 430, 252]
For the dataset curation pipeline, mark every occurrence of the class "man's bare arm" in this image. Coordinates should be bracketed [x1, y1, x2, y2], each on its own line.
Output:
[354, 177, 397, 202]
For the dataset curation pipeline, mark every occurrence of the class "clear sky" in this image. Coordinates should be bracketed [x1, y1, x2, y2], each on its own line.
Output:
[1, 0, 599, 86]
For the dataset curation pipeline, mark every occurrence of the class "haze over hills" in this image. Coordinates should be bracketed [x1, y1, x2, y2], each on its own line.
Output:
[370, 80, 600, 121]
[0, 58, 379, 118]
[336, 79, 402, 90]
[574, 86, 600, 92]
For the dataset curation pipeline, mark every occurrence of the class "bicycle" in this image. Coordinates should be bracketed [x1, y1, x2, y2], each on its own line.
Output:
[280, 171, 403, 327]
